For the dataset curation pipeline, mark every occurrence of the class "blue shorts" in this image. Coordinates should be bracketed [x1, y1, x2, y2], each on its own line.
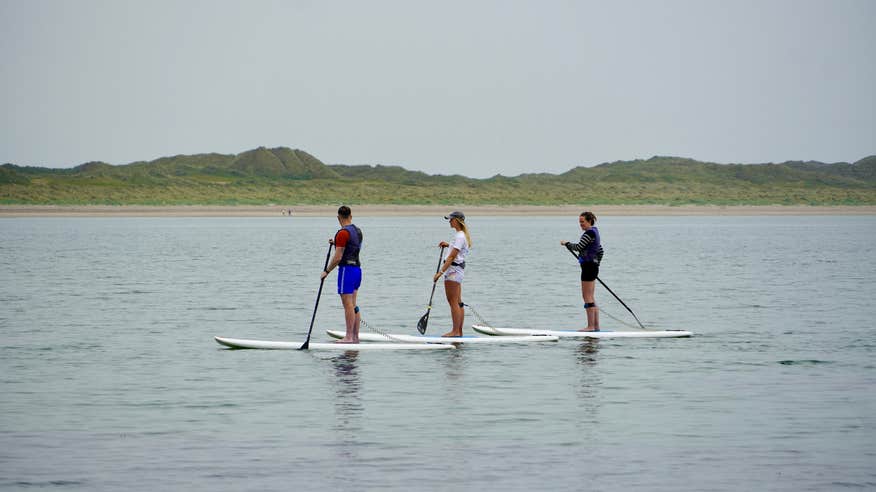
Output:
[337, 266, 362, 295]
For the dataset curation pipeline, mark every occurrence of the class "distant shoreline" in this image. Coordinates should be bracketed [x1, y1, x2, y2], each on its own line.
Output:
[2, 204, 875, 217]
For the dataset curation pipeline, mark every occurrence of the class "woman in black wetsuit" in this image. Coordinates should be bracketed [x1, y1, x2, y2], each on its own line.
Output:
[560, 211, 603, 331]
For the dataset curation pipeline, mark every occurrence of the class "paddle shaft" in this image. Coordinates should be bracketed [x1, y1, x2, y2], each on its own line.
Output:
[417, 246, 446, 334]
[300, 243, 334, 350]
[565, 247, 647, 330]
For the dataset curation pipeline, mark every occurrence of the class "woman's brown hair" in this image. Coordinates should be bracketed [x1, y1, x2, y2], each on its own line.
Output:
[580, 211, 597, 224]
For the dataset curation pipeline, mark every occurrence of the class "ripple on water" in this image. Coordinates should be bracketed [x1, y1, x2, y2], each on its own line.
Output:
[777, 359, 835, 365]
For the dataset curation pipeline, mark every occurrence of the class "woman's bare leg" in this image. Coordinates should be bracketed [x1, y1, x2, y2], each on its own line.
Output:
[443, 280, 464, 337]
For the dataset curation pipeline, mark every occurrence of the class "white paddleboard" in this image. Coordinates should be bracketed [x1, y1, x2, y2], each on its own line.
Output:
[471, 325, 693, 338]
[325, 330, 558, 344]
[215, 336, 455, 350]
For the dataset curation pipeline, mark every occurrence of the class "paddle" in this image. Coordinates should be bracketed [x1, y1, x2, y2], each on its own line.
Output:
[299, 243, 334, 350]
[565, 248, 647, 330]
[417, 245, 446, 334]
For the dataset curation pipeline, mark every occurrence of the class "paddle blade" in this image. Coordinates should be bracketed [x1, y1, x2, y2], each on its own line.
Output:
[417, 311, 430, 334]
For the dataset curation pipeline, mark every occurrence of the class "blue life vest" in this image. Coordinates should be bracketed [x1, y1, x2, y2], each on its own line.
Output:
[339, 224, 363, 266]
[578, 226, 601, 264]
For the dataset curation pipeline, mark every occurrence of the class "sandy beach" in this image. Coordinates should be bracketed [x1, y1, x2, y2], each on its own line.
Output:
[1, 204, 875, 217]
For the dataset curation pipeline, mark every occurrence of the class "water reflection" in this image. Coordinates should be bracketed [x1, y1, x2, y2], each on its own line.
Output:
[442, 346, 467, 382]
[575, 340, 602, 426]
[576, 339, 600, 367]
[329, 351, 363, 460]
[331, 351, 362, 422]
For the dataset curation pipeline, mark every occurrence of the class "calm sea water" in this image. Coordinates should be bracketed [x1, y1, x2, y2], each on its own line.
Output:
[1, 215, 874, 491]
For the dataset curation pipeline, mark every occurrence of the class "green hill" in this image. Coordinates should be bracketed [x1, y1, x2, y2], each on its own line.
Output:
[1, 149, 874, 205]
[231, 147, 340, 179]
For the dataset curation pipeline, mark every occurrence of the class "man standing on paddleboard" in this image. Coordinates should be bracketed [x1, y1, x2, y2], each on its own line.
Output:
[321, 205, 363, 343]
[434, 211, 472, 337]
[561, 211, 604, 331]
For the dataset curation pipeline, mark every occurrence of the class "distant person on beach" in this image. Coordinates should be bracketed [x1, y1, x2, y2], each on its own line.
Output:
[321, 205, 363, 343]
[433, 211, 472, 337]
[560, 211, 603, 331]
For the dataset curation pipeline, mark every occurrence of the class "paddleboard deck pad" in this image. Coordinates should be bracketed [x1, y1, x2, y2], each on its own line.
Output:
[471, 325, 693, 338]
[325, 330, 558, 344]
[215, 336, 455, 350]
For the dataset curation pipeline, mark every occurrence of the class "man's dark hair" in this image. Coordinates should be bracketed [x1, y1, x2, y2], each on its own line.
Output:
[338, 205, 352, 218]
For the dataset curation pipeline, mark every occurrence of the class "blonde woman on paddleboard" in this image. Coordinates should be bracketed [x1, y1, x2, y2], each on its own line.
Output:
[561, 211, 603, 331]
[433, 211, 472, 337]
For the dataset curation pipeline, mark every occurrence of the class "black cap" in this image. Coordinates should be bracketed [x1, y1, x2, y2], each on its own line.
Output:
[444, 211, 465, 221]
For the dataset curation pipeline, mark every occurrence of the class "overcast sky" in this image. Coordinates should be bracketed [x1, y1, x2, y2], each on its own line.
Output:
[2, 0, 874, 177]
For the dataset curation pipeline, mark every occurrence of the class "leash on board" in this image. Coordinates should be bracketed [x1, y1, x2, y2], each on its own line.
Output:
[594, 277, 647, 330]
[600, 306, 646, 330]
[462, 302, 517, 336]
[462, 302, 492, 328]
[463, 301, 643, 334]
[566, 248, 648, 331]
[359, 316, 408, 343]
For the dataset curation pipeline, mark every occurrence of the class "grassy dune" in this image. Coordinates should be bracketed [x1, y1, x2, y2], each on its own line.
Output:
[2, 148, 874, 205]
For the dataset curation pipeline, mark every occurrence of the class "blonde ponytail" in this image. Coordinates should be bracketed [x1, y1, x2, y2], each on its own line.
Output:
[458, 220, 472, 248]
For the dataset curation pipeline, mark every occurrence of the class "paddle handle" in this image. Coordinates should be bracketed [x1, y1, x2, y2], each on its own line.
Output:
[300, 243, 334, 350]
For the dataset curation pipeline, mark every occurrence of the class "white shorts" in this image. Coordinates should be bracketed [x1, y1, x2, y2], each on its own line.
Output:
[444, 264, 465, 283]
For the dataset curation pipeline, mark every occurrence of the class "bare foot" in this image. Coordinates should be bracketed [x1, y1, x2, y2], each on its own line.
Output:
[334, 338, 359, 344]
[441, 331, 463, 338]
[577, 327, 600, 332]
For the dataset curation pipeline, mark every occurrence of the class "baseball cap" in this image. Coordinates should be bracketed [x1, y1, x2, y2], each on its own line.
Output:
[444, 211, 465, 221]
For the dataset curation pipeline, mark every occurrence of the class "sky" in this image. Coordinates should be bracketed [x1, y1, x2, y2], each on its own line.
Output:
[1, 0, 874, 178]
